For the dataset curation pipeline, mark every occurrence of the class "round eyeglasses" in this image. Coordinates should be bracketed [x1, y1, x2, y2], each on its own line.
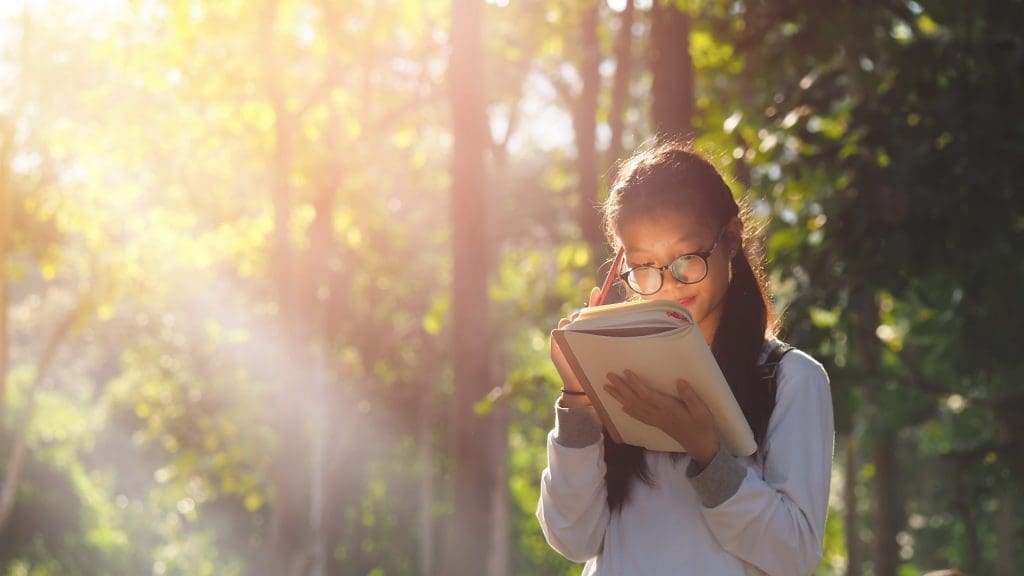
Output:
[617, 227, 726, 295]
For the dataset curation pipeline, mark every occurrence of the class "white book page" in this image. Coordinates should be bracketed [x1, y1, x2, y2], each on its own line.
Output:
[568, 299, 692, 332]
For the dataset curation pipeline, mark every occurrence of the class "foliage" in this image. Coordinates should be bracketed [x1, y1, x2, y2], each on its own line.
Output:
[0, 0, 1019, 575]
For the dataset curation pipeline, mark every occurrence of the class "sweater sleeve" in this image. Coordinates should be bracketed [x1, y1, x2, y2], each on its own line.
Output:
[535, 401, 610, 563]
[694, 350, 835, 576]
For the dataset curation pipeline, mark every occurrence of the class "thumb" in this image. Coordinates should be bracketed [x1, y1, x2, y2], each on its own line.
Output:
[588, 286, 601, 307]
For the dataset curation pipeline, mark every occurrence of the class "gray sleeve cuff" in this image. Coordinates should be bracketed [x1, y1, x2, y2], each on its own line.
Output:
[685, 448, 747, 508]
[552, 400, 603, 448]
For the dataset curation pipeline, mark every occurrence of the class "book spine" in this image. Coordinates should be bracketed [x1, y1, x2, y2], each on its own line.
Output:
[552, 330, 624, 445]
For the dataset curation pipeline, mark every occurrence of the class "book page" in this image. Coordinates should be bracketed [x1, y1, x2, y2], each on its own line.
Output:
[571, 325, 676, 338]
[569, 299, 691, 332]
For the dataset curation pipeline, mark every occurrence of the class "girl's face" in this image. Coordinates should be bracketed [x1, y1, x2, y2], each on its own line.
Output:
[618, 209, 740, 344]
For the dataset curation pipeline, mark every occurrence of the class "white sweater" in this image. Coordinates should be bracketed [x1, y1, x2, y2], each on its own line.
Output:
[536, 345, 834, 576]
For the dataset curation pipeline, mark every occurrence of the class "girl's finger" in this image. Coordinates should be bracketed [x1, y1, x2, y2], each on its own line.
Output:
[608, 373, 641, 403]
[557, 317, 571, 328]
[588, 286, 601, 307]
[614, 371, 640, 400]
[676, 379, 712, 420]
[624, 370, 653, 401]
[676, 379, 703, 406]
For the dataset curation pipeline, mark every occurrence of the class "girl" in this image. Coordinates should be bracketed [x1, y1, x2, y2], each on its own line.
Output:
[537, 141, 834, 575]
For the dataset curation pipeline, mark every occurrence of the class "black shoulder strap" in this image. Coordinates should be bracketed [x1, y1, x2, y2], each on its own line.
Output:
[757, 341, 794, 473]
[760, 340, 794, 416]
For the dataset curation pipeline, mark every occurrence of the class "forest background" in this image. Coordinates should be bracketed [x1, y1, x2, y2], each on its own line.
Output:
[0, 0, 1021, 575]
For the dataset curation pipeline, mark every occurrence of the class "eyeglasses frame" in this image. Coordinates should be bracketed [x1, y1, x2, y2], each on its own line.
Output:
[617, 226, 727, 295]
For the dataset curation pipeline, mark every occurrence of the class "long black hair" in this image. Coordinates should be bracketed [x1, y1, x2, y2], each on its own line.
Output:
[600, 140, 777, 513]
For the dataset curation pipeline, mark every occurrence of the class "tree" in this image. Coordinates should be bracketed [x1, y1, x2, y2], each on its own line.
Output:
[607, 0, 636, 174]
[443, 0, 493, 574]
[542, 1, 606, 257]
[650, 0, 695, 139]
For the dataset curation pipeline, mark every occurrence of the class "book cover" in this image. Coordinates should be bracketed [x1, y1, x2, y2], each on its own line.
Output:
[552, 300, 757, 456]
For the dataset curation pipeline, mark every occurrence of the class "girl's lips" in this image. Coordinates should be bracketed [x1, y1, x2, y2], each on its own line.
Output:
[678, 297, 696, 307]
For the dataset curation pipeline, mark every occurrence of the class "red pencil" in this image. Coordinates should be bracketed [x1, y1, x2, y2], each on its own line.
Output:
[594, 246, 625, 307]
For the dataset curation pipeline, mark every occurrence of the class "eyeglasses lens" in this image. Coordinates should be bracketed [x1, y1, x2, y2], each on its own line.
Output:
[625, 255, 708, 295]
[669, 255, 707, 284]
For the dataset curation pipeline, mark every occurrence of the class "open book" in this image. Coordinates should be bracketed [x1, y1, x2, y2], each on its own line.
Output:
[551, 299, 756, 456]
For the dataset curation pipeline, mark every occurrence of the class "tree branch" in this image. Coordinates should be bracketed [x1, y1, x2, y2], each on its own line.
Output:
[0, 293, 90, 533]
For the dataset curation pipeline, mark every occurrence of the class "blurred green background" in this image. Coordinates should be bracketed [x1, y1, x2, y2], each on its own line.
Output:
[0, 0, 1020, 575]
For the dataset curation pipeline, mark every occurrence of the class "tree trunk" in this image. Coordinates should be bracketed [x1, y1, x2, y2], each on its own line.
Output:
[268, 368, 310, 576]
[873, 433, 901, 576]
[486, 106, 515, 576]
[996, 487, 1012, 576]
[650, 0, 695, 140]
[322, 384, 368, 576]
[951, 464, 981, 575]
[995, 422, 1012, 576]
[408, 334, 442, 576]
[574, 2, 603, 255]
[320, 201, 357, 576]
[260, 2, 309, 573]
[852, 293, 903, 576]
[418, 382, 437, 576]
[306, 25, 344, 567]
[843, 433, 862, 576]
[607, 0, 634, 176]
[308, 344, 328, 576]
[442, 0, 492, 574]
[320, 395, 346, 576]
[487, 361, 510, 576]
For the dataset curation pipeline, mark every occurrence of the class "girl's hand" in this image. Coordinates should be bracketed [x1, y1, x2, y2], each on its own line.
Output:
[550, 287, 601, 405]
[604, 371, 721, 466]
